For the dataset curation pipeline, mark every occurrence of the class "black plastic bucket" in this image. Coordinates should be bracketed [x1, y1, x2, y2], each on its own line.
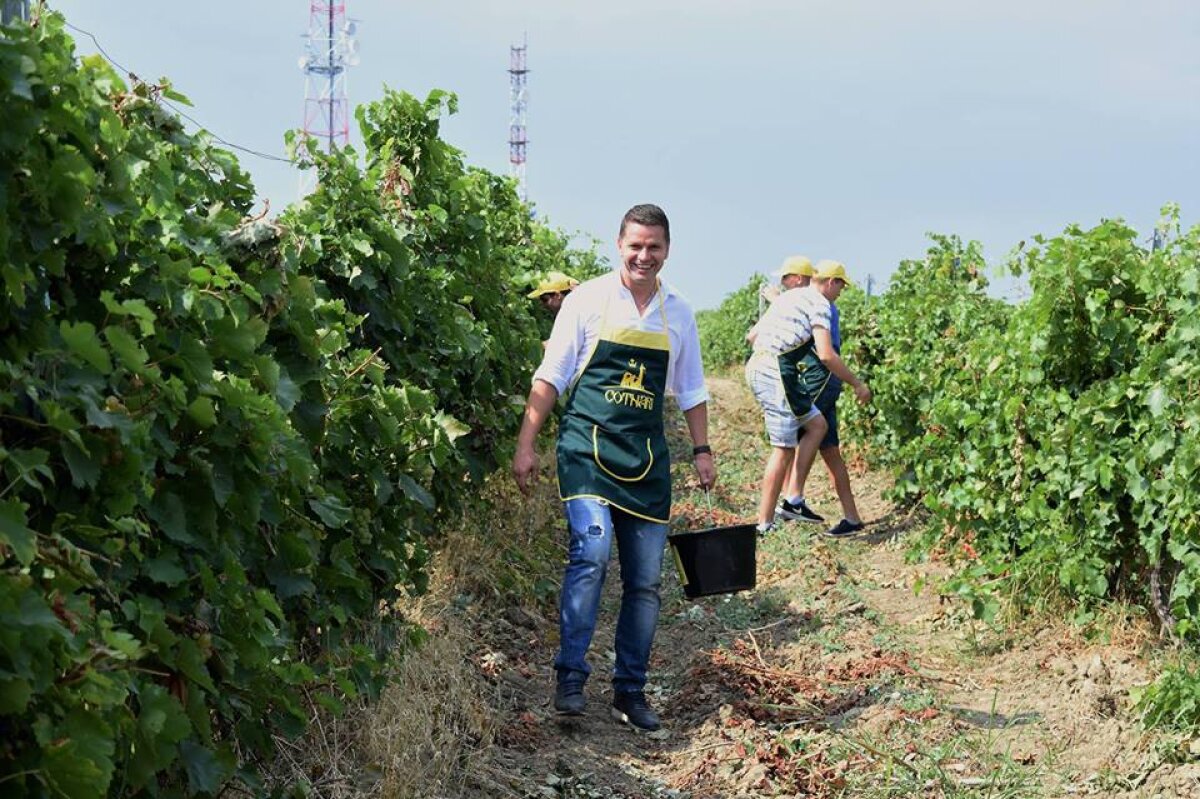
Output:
[668, 523, 757, 599]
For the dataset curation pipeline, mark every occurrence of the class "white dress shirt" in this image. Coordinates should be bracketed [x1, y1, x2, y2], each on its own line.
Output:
[533, 270, 709, 412]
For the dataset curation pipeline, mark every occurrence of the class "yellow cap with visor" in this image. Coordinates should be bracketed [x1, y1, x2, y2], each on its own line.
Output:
[814, 260, 854, 286]
[527, 271, 580, 298]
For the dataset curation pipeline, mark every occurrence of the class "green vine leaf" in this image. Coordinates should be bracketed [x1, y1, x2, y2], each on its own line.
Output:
[0, 498, 37, 566]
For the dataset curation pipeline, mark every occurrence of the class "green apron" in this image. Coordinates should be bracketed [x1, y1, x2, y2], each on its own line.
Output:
[776, 339, 831, 418]
[557, 286, 672, 523]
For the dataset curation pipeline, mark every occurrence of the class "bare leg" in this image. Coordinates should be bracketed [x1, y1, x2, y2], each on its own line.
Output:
[786, 435, 819, 500]
[761, 415, 826, 524]
[757, 446, 795, 526]
[820, 445, 860, 523]
[791, 417, 825, 502]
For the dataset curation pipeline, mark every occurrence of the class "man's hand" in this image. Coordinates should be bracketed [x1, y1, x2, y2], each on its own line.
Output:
[694, 452, 717, 490]
[512, 380, 559, 495]
[853, 382, 872, 404]
[512, 446, 539, 495]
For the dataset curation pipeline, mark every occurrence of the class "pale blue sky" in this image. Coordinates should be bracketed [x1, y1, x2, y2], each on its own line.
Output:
[51, 1, 1200, 309]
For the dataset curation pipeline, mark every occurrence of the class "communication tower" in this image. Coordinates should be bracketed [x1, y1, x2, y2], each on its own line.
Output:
[299, 2, 359, 154]
[508, 37, 529, 203]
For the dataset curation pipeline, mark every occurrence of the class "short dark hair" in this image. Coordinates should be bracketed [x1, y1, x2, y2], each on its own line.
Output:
[619, 204, 670, 243]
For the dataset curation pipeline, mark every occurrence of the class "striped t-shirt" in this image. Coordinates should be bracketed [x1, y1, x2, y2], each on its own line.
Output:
[752, 285, 833, 357]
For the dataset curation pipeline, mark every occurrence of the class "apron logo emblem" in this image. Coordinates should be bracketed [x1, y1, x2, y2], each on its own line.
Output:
[604, 358, 655, 410]
[619, 359, 647, 392]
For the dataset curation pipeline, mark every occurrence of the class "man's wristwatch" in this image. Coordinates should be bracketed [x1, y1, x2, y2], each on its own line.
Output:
[692, 445, 712, 456]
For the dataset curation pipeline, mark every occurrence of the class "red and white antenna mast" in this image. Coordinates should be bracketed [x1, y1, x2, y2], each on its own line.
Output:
[299, 2, 358, 154]
[508, 36, 529, 203]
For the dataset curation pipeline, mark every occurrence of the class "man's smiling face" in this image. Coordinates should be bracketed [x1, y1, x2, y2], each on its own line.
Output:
[617, 222, 669, 294]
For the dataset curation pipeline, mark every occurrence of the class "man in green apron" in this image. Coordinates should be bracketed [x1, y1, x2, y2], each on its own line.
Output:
[512, 204, 716, 732]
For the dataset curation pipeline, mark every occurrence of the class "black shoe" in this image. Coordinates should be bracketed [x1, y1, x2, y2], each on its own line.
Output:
[611, 691, 661, 731]
[778, 499, 825, 523]
[554, 683, 586, 715]
[825, 518, 865, 537]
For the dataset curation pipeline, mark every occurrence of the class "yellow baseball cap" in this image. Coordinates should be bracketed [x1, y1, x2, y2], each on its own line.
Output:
[527, 271, 580, 298]
[814, 259, 854, 286]
[776, 255, 814, 278]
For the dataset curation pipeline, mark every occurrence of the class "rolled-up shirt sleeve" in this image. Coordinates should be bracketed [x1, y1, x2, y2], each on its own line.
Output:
[671, 313, 709, 411]
[532, 292, 583, 395]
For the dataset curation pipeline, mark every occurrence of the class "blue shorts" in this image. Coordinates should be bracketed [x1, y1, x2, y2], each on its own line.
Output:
[815, 382, 841, 450]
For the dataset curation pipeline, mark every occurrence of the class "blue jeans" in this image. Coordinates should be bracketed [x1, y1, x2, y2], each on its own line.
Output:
[554, 498, 668, 695]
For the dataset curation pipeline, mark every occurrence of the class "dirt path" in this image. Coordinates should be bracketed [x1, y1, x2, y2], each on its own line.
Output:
[461, 376, 1193, 799]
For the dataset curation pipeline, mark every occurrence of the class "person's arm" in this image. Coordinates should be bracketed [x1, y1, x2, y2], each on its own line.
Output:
[683, 402, 716, 489]
[759, 283, 781, 304]
[511, 379, 560, 493]
[812, 327, 871, 404]
[747, 294, 779, 345]
[671, 308, 717, 489]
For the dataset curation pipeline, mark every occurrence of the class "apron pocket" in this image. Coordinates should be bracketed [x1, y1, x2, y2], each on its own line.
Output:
[591, 425, 654, 482]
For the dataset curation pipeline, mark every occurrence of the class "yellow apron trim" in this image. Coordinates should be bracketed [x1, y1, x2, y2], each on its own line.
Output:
[557, 492, 671, 524]
[811, 369, 832, 398]
[603, 328, 669, 351]
[567, 339, 601, 396]
[592, 425, 654, 482]
[789, 346, 832, 398]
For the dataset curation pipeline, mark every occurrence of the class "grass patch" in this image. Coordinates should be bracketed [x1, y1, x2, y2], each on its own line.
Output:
[710, 587, 793, 630]
[263, 467, 568, 797]
[831, 730, 1048, 798]
[359, 629, 497, 798]
[433, 471, 565, 612]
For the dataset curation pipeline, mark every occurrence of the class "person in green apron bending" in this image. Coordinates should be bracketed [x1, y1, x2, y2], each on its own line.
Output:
[744, 260, 869, 535]
[779, 261, 872, 537]
[512, 204, 716, 732]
